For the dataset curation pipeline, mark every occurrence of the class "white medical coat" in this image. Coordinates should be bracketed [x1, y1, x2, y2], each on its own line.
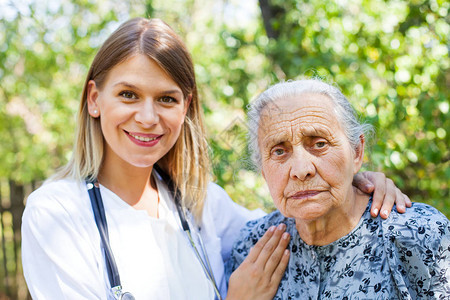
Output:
[21, 173, 264, 299]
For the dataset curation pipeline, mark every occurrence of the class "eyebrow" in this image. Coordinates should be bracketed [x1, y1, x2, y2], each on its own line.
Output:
[262, 124, 333, 148]
[300, 126, 332, 137]
[113, 81, 183, 95]
[262, 131, 290, 148]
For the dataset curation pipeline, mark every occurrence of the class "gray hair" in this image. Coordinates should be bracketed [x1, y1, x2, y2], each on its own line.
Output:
[247, 78, 373, 170]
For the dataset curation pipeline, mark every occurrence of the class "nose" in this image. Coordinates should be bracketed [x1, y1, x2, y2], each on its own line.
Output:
[135, 99, 159, 127]
[289, 147, 316, 181]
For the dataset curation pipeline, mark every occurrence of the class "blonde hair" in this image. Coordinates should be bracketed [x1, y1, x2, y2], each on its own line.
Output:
[56, 18, 211, 221]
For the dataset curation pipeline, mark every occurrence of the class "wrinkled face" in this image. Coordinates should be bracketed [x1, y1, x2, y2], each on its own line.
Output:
[87, 54, 189, 170]
[258, 93, 363, 221]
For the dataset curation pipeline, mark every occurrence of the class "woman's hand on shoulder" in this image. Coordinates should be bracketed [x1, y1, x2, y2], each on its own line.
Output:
[226, 224, 290, 300]
[353, 171, 412, 219]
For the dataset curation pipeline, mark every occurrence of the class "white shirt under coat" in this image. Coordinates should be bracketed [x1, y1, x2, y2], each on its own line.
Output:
[21, 173, 264, 299]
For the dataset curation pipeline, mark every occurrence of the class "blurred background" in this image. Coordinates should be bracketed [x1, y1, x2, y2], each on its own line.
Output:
[0, 0, 448, 298]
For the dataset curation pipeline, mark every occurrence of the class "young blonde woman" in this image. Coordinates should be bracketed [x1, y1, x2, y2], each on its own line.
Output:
[21, 18, 410, 300]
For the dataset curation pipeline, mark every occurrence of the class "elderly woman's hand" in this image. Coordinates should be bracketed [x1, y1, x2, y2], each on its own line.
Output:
[226, 224, 290, 300]
[353, 171, 412, 219]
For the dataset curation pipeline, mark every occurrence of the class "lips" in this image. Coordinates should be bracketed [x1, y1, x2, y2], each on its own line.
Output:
[128, 133, 158, 142]
[289, 190, 323, 200]
[125, 130, 163, 147]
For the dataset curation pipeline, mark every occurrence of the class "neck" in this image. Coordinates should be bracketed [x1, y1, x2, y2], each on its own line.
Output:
[295, 187, 369, 246]
[98, 154, 159, 217]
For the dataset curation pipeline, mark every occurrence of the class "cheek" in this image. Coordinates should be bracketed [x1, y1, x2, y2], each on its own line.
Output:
[165, 107, 186, 128]
[99, 106, 128, 133]
[168, 118, 185, 138]
[320, 150, 354, 188]
[262, 162, 287, 205]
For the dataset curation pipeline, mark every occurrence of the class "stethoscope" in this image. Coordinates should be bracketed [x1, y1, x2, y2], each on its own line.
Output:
[86, 165, 222, 300]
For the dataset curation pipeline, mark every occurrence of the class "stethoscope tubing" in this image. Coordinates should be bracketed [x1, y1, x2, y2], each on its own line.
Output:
[86, 165, 222, 300]
[186, 229, 221, 298]
[87, 181, 121, 288]
[153, 165, 222, 299]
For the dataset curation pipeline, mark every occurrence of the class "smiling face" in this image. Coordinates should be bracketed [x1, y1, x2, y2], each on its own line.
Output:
[87, 54, 189, 172]
[258, 93, 364, 222]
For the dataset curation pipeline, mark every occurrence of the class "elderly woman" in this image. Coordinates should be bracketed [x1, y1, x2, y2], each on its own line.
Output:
[226, 79, 450, 299]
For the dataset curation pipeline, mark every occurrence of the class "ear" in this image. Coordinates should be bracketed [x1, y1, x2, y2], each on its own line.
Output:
[87, 80, 100, 118]
[353, 134, 365, 174]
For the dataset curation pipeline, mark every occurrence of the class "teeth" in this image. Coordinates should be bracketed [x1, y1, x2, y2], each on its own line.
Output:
[129, 133, 157, 142]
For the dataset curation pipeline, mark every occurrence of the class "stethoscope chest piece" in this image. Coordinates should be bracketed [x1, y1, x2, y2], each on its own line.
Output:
[118, 291, 135, 300]
[87, 167, 221, 300]
[112, 285, 135, 300]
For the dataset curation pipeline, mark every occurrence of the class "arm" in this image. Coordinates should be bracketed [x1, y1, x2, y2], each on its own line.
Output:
[22, 194, 107, 299]
[353, 171, 412, 219]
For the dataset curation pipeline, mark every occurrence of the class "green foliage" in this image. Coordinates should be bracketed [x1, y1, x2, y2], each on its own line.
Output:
[0, 0, 448, 217]
[198, 0, 449, 216]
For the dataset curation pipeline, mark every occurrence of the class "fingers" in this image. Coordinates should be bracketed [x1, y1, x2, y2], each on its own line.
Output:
[264, 230, 290, 275]
[251, 223, 290, 292]
[271, 248, 290, 284]
[227, 224, 291, 300]
[246, 225, 276, 263]
[404, 194, 412, 207]
[376, 177, 396, 219]
[367, 172, 388, 218]
[359, 171, 413, 219]
[373, 177, 414, 219]
[385, 188, 412, 215]
[352, 172, 375, 194]
[393, 186, 406, 213]
[254, 224, 287, 267]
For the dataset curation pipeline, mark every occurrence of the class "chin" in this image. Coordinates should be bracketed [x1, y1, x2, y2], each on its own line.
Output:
[127, 157, 160, 168]
[288, 205, 330, 221]
[133, 163, 155, 169]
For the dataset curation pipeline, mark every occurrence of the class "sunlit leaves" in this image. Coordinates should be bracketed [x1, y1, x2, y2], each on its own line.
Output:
[0, 0, 448, 215]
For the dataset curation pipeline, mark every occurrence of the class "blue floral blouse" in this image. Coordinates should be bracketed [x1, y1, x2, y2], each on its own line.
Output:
[226, 201, 450, 299]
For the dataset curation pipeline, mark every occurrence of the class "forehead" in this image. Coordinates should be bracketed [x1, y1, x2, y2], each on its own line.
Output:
[258, 93, 342, 142]
[105, 54, 181, 90]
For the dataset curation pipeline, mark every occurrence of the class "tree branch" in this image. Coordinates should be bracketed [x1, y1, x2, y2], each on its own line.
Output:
[258, 0, 283, 40]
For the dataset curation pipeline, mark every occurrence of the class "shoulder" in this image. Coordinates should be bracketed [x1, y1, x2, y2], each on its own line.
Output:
[203, 181, 265, 224]
[226, 210, 287, 272]
[236, 210, 287, 247]
[206, 182, 231, 201]
[380, 202, 450, 261]
[382, 202, 449, 238]
[378, 203, 450, 296]
[23, 178, 90, 224]
[202, 182, 234, 217]
[26, 178, 85, 205]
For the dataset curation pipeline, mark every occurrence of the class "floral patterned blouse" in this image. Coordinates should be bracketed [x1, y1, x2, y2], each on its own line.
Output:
[226, 201, 450, 299]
